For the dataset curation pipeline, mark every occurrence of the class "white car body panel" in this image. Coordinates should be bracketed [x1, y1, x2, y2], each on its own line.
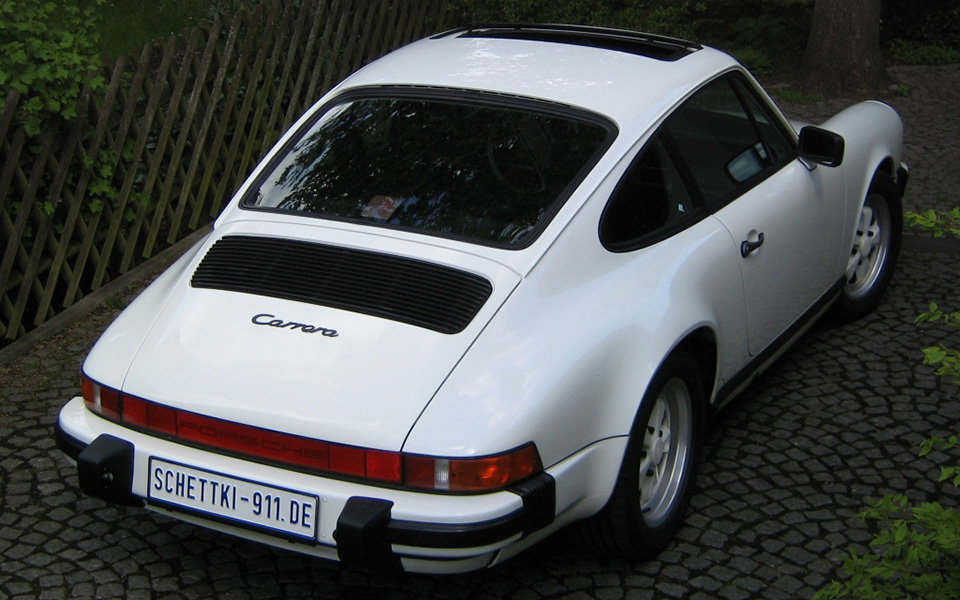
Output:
[56, 26, 906, 574]
[92, 219, 522, 451]
[712, 159, 840, 353]
[405, 205, 749, 465]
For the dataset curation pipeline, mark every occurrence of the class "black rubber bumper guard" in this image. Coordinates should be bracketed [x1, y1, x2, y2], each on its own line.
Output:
[334, 473, 556, 572]
[55, 428, 144, 507]
[56, 429, 557, 572]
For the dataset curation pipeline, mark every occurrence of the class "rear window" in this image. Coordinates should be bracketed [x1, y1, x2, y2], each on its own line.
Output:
[243, 93, 612, 247]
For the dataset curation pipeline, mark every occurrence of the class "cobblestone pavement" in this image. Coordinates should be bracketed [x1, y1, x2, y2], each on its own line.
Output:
[2, 65, 959, 600]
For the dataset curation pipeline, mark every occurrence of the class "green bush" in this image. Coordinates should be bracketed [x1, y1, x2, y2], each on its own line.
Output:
[906, 208, 960, 238]
[889, 40, 960, 66]
[0, 0, 105, 135]
[882, 0, 960, 49]
[92, 0, 254, 58]
[445, 0, 707, 40]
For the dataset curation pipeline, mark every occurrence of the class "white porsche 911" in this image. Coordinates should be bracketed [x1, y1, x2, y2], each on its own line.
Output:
[56, 24, 907, 574]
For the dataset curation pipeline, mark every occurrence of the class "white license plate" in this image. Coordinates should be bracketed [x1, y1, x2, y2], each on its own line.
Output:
[148, 458, 319, 541]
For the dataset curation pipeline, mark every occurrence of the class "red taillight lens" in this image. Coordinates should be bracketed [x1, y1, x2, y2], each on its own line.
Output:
[122, 395, 177, 436]
[404, 444, 542, 492]
[80, 372, 541, 492]
[82, 374, 120, 420]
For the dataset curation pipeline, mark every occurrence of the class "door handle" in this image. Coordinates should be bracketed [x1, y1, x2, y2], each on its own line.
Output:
[740, 232, 764, 257]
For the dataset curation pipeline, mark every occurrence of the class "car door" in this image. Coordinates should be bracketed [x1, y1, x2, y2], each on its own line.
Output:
[663, 73, 837, 355]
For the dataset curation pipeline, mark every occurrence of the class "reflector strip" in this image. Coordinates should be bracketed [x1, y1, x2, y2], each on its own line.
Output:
[81, 373, 541, 492]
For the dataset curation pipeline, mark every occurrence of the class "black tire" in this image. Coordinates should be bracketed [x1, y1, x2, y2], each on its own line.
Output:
[578, 350, 705, 559]
[830, 173, 903, 321]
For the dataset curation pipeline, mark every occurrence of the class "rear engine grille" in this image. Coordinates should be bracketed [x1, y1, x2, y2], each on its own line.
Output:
[191, 235, 493, 334]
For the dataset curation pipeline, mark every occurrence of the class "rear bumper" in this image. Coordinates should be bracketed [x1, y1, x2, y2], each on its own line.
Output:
[55, 398, 555, 573]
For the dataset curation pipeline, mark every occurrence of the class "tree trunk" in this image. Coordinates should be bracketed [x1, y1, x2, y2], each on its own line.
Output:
[801, 0, 885, 96]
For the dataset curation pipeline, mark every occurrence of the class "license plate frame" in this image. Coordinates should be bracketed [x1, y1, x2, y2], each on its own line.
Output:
[147, 457, 319, 542]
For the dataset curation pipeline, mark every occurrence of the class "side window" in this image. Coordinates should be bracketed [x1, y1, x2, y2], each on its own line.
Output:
[663, 75, 794, 208]
[733, 78, 796, 165]
[600, 134, 696, 250]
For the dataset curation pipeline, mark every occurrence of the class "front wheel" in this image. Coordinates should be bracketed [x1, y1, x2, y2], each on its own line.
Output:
[578, 351, 705, 559]
[830, 174, 903, 322]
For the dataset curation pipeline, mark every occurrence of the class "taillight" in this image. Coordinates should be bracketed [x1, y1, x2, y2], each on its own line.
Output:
[82, 374, 120, 420]
[79, 371, 542, 492]
[404, 445, 542, 492]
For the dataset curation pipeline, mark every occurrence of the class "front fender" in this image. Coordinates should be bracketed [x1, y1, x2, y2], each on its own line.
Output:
[818, 101, 905, 254]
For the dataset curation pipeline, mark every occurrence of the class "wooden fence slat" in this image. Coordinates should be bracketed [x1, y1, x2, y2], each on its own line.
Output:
[87, 44, 159, 293]
[240, 0, 291, 178]
[259, 0, 308, 158]
[280, 0, 327, 133]
[135, 30, 204, 262]
[318, 0, 353, 97]
[249, 0, 294, 163]
[21, 86, 91, 325]
[31, 87, 95, 324]
[211, 2, 280, 219]
[120, 33, 198, 269]
[302, 0, 341, 108]
[3, 131, 56, 343]
[0, 89, 21, 171]
[153, 22, 222, 246]
[88, 42, 171, 288]
[348, 0, 387, 76]
[39, 59, 129, 317]
[0, 97, 25, 219]
[173, 17, 236, 235]
[199, 7, 260, 221]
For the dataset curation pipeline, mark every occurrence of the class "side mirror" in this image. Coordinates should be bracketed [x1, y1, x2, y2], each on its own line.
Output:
[799, 126, 845, 167]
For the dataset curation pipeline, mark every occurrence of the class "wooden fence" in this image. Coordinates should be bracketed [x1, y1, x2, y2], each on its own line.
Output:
[0, 0, 447, 348]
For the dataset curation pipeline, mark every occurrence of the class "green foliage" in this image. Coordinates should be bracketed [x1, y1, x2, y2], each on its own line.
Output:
[916, 303, 960, 384]
[889, 40, 960, 66]
[445, 0, 707, 40]
[771, 87, 824, 106]
[816, 436, 960, 600]
[906, 208, 960, 237]
[815, 489, 960, 600]
[92, 0, 254, 58]
[882, 0, 960, 50]
[921, 436, 960, 488]
[729, 47, 772, 76]
[0, 0, 133, 223]
[0, 0, 106, 135]
[909, 208, 960, 384]
[715, 12, 791, 75]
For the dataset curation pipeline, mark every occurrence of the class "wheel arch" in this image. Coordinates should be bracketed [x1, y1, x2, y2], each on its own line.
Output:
[671, 326, 719, 409]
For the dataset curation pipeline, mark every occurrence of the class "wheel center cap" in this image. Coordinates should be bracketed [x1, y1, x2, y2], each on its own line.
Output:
[650, 436, 667, 466]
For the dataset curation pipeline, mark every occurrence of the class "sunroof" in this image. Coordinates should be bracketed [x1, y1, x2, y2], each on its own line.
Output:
[437, 24, 701, 62]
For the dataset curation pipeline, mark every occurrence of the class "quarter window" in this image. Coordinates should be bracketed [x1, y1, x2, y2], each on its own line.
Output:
[600, 135, 696, 250]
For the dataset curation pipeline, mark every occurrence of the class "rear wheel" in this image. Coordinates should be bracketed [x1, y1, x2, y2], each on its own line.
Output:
[831, 174, 902, 321]
[579, 351, 705, 558]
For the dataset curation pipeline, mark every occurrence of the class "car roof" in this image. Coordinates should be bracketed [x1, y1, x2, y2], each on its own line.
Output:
[335, 24, 742, 133]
